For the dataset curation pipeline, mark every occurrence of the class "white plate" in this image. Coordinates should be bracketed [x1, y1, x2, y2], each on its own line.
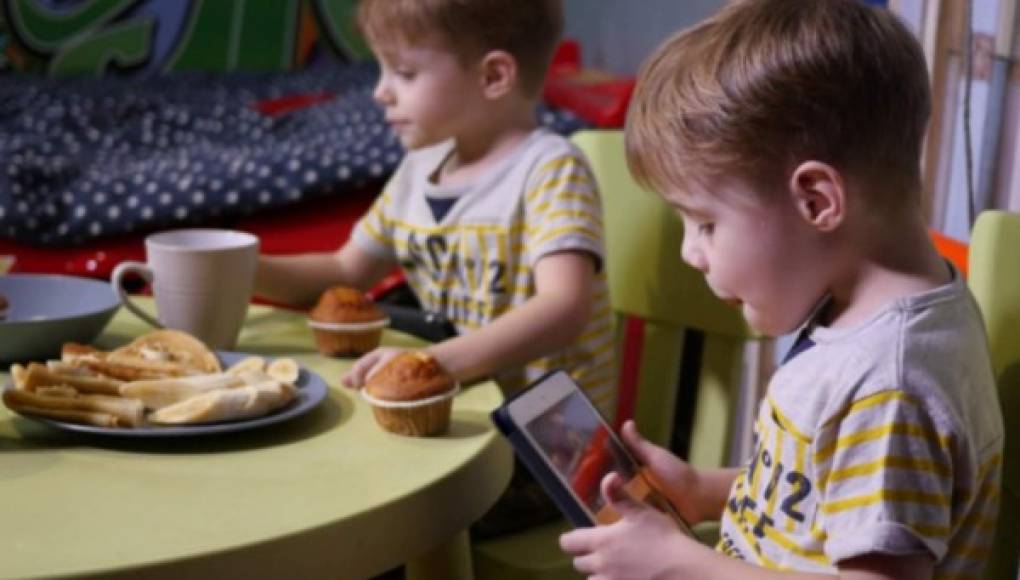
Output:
[6, 351, 329, 437]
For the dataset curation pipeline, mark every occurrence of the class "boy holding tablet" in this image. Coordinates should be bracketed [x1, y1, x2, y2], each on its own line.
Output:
[559, 0, 1004, 578]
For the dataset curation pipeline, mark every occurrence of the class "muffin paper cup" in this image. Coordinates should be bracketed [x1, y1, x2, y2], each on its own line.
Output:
[307, 317, 390, 331]
[360, 384, 460, 437]
[359, 384, 460, 408]
[306, 317, 389, 356]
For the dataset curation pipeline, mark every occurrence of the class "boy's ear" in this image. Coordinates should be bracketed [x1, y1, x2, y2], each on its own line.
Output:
[479, 50, 518, 99]
[789, 161, 845, 232]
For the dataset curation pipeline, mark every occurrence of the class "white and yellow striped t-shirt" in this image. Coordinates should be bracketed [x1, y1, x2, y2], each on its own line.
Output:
[718, 271, 1003, 578]
[352, 129, 617, 418]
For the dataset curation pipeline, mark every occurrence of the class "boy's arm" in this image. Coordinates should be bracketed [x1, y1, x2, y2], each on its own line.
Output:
[565, 419, 937, 579]
[257, 174, 401, 309]
[667, 543, 934, 580]
[255, 242, 394, 308]
[560, 477, 935, 580]
[685, 466, 740, 523]
[424, 249, 594, 382]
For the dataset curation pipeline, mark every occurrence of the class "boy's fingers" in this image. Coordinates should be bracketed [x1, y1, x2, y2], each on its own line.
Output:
[621, 420, 653, 462]
[601, 471, 642, 517]
[364, 350, 394, 381]
[341, 367, 366, 388]
[340, 371, 357, 388]
[366, 359, 387, 377]
[571, 553, 599, 575]
[342, 351, 380, 388]
[559, 527, 597, 554]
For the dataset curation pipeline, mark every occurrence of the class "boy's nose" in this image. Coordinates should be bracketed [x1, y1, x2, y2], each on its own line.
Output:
[680, 233, 707, 272]
[372, 80, 392, 106]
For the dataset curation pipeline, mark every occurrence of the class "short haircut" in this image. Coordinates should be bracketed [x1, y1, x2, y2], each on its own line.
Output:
[357, 0, 563, 96]
[626, 0, 931, 203]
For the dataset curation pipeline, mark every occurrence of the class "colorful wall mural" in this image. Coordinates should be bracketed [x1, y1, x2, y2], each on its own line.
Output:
[0, 0, 370, 76]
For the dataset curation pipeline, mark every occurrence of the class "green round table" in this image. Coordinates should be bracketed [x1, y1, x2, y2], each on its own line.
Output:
[0, 300, 513, 580]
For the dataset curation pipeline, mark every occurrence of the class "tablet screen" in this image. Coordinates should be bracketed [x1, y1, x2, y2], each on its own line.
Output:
[498, 371, 692, 530]
[520, 377, 639, 521]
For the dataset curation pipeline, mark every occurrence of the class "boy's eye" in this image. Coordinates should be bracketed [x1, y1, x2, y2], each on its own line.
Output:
[395, 69, 416, 80]
[698, 223, 714, 235]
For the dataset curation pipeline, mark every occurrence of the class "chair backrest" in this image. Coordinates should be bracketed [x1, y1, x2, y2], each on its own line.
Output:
[968, 210, 1020, 580]
[572, 129, 753, 469]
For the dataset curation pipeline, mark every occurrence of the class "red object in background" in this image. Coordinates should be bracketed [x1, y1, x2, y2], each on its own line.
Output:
[253, 92, 335, 117]
[0, 191, 375, 281]
[0, 236, 145, 278]
[549, 39, 582, 77]
[930, 229, 969, 277]
[614, 315, 645, 429]
[242, 188, 374, 254]
[543, 39, 636, 128]
[366, 270, 408, 301]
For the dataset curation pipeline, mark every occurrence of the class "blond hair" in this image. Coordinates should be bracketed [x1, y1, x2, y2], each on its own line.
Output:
[626, 0, 931, 203]
[357, 0, 563, 96]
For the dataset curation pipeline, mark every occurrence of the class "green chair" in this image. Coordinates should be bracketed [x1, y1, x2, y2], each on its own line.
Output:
[471, 130, 754, 579]
[969, 210, 1020, 580]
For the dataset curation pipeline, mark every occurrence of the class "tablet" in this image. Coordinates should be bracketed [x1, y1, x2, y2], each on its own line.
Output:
[492, 370, 691, 532]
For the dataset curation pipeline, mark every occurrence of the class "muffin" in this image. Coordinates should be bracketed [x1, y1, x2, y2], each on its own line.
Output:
[361, 351, 459, 436]
[307, 286, 388, 356]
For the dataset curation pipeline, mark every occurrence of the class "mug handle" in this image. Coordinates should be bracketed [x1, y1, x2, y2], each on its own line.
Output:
[110, 261, 163, 330]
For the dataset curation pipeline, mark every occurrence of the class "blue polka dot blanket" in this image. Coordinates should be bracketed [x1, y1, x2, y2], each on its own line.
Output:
[0, 61, 587, 247]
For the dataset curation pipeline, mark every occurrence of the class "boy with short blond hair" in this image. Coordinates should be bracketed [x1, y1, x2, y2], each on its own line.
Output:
[560, 1, 1004, 578]
[256, 0, 616, 417]
[355, 0, 561, 98]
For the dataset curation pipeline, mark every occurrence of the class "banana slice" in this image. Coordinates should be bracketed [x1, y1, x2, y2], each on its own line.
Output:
[226, 356, 266, 376]
[267, 358, 300, 384]
[9, 364, 27, 390]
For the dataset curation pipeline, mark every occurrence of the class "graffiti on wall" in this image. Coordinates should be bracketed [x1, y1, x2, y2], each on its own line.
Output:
[0, 0, 369, 76]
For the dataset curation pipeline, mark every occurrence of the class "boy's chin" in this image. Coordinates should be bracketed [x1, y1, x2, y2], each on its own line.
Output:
[397, 133, 444, 151]
[743, 309, 799, 338]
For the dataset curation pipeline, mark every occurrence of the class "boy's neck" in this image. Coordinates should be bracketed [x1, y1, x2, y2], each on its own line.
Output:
[821, 214, 951, 329]
[438, 101, 538, 187]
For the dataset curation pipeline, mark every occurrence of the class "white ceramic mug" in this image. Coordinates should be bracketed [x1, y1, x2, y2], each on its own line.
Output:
[111, 229, 259, 350]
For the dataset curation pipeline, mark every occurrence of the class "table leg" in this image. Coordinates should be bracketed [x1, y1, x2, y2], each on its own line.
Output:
[404, 529, 473, 580]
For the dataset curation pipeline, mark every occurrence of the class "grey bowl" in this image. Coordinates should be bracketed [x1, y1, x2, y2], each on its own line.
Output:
[0, 274, 120, 364]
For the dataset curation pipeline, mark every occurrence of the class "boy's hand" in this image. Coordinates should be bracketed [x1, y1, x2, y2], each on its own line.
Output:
[560, 472, 702, 579]
[618, 420, 707, 525]
[341, 347, 407, 388]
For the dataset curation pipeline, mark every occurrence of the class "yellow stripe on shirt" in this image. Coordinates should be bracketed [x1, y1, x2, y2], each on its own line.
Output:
[533, 155, 589, 177]
[819, 455, 952, 491]
[814, 423, 953, 464]
[822, 488, 951, 514]
[533, 224, 602, 248]
[532, 191, 599, 214]
[767, 397, 812, 443]
[360, 220, 388, 247]
[819, 390, 924, 429]
[526, 174, 595, 203]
